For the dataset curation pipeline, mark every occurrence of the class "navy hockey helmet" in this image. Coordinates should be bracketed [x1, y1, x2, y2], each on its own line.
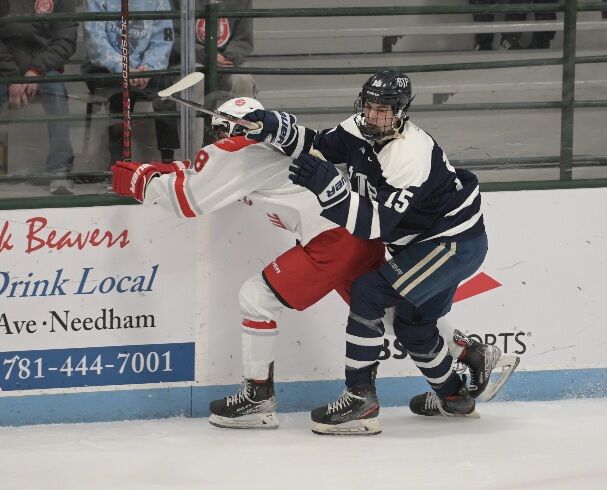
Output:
[354, 70, 413, 140]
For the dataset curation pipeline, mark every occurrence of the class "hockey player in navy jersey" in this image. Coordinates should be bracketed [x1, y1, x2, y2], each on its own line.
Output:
[112, 94, 511, 433]
[242, 70, 491, 435]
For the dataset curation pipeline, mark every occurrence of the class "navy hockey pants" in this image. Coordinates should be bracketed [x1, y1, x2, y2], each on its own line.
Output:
[345, 231, 488, 398]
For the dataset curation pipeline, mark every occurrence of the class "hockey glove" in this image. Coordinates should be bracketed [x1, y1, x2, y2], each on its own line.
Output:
[111, 160, 191, 202]
[147, 160, 191, 173]
[243, 109, 298, 147]
[289, 153, 349, 209]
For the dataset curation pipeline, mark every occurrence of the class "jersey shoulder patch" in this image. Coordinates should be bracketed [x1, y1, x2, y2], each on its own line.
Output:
[214, 136, 258, 152]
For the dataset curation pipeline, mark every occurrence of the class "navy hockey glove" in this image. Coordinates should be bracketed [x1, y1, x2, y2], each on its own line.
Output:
[289, 153, 349, 208]
[243, 109, 298, 146]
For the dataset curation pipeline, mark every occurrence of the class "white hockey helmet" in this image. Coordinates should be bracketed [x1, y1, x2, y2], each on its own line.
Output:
[210, 97, 264, 139]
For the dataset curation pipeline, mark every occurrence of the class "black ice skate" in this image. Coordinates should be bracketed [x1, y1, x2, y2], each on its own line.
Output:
[409, 385, 479, 418]
[209, 364, 278, 429]
[454, 329, 520, 401]
[310, 385, 381, 436]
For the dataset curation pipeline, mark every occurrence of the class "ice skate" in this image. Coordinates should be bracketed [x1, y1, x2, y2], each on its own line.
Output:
[209, 364, 278, 429]
[311, 385, 381, 436]
[409, 385, 479, 418]
[454, 329, 520, 401]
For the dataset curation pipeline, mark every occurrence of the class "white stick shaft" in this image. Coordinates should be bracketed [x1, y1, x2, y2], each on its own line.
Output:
[167, 94, 261, 131]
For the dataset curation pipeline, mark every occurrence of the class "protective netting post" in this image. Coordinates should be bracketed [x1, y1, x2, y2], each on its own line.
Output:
[202, 0, 219, 145]
[180, 0, 196, 160]
[560, 0, 577, 181]
[204, 0, 219, 98]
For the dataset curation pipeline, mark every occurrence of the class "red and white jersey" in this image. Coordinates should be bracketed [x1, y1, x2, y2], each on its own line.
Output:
[144, 137, 345, 245]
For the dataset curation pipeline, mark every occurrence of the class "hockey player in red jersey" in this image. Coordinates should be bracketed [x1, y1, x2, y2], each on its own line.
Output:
[111, 97, 513, 431]
[113, 97, 384, 429]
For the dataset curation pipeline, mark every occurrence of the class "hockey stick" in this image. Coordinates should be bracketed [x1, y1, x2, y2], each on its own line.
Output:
[157, 71, 204, 97]
[158, 73, 261, 131]
[120, 0, 131, 161]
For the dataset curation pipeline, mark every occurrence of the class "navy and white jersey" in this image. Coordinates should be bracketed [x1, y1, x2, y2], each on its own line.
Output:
[310, 115, 484, 249]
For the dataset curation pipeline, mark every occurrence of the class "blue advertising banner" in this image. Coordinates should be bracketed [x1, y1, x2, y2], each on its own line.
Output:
[0, 343, 195, 391]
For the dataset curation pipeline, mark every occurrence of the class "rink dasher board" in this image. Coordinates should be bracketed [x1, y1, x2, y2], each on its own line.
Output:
[0, 205, 198, 393]
[1, 187, 606, 425]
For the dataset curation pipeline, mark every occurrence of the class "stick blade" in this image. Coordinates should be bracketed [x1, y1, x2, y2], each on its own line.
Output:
[158, 72, 204, 98]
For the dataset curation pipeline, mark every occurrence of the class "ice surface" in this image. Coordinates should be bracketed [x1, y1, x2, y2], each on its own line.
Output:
[1, 399, 606, 490]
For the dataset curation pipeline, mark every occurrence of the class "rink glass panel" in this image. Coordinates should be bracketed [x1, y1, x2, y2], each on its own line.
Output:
[0, 2, 606, 200]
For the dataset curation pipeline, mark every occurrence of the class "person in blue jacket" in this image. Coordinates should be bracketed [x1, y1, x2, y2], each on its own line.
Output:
[82, 0, 179, 167]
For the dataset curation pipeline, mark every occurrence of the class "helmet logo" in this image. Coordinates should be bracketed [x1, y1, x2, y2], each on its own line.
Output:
[234, 99, 246, 106]
[395, 77, 409, 88]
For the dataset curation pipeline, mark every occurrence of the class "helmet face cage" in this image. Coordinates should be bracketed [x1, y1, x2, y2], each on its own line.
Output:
[206, 121, 229, 143]
[354, 70, 412, 141]
[206, 97, 264, 143]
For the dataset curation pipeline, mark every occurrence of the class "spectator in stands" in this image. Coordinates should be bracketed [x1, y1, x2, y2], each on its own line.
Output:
[469, 0, 557, 50]
[169, 0, 256, 107]
[82, 0, 179, 169]
[0, 0, 77, 195]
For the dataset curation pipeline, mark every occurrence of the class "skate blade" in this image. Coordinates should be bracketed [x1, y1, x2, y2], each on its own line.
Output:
[465, 409, 481, 419]
[209, 412, 279, 429]
[434, 408, 481, 418]
[478, 355, 521, 402]
[311, 417, 382, 436]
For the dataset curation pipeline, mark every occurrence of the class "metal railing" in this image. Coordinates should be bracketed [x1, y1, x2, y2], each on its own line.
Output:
[0, 1, 606, 209]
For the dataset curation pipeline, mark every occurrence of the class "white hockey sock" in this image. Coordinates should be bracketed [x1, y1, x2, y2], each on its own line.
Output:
[437, 318, 464, 360]
[239, 274, 285, 380]
[241, 320, 278, 380]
